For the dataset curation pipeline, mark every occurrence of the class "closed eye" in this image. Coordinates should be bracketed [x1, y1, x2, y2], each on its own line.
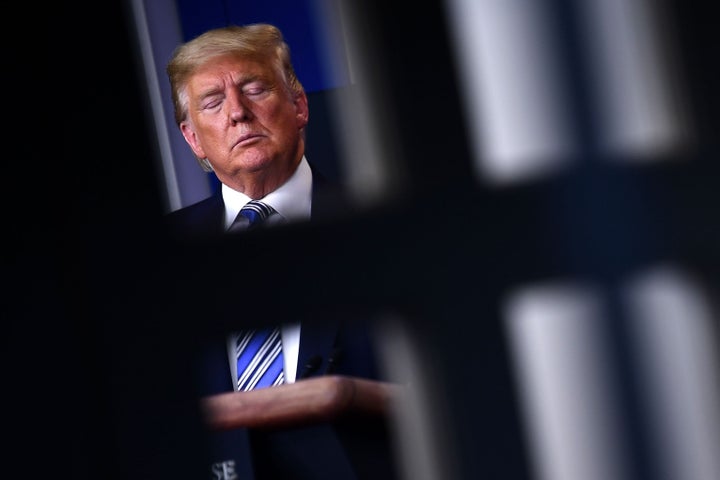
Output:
[242, 81, 270, 97]
[201, 95, 223, 110]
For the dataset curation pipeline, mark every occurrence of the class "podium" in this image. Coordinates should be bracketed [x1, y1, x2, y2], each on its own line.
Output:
[200, 375, 405, 431]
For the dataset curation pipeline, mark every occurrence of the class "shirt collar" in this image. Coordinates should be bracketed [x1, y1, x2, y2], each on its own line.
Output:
[221, 156, 313, 229]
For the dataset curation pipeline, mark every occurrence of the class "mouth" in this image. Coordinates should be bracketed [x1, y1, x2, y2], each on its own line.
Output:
[235, 133, 264, 147]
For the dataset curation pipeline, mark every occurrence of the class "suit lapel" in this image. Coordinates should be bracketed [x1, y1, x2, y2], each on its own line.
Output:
[296, 321, 339, 379]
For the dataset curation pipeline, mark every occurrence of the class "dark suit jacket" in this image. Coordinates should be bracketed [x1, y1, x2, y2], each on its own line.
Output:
[196, 318, 392, 480]
[163, 166, 349, 239]
[163, 168, 398, 479]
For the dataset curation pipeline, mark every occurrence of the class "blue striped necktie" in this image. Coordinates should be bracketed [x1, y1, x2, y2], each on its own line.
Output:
[235, 326, 285, 391]
[228, 200, 276, 233]
[229, 200, 285, 391]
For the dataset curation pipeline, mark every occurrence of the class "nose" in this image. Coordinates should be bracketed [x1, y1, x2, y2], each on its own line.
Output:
[228, 91, 252, 124]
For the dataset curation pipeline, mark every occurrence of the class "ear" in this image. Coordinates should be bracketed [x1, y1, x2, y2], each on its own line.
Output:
[294, 91, 309, 129]
[180, 121, 207, 159]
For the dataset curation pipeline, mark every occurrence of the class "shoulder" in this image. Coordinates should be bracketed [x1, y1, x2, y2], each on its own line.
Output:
[163, 194, 225, 238]
[308, 162, 357, 221]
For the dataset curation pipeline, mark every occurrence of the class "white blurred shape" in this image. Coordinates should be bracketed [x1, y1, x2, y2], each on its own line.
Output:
[445, 0, 576, 185]
[623, 266, 720, 480]
[577, 0, 688, 160]
[328, 1, 405, 207]
[504, 282, 632, 480]
[373, 315, 459, 480]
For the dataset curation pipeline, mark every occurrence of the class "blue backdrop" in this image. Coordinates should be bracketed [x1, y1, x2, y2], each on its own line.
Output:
[175, 0, 351, 93]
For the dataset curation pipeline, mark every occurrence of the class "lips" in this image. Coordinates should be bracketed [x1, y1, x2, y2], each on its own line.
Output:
[235, 133, 263, 146]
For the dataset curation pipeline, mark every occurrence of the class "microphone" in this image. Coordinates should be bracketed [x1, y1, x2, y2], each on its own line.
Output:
[299, 355, 323, 379]
[325, 347, 343, 374]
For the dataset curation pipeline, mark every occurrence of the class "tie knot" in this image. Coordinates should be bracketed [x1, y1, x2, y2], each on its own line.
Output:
[229, 200, 276, 232]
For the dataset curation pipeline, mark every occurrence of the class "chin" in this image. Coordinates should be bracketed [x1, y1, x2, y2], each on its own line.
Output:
[236, 152, 275, 172]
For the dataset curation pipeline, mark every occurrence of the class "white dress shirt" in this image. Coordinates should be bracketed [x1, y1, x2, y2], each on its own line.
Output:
[222, 156, 313, 389]
[221, 156, 312, 230]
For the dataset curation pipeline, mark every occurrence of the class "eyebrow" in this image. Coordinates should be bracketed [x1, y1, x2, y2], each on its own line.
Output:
[195, 73, 266, 99]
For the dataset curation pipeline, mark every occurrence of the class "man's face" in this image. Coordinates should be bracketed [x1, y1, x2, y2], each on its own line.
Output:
[180, 54, 308, 195]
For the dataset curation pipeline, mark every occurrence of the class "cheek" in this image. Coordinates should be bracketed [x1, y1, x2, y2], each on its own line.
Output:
[196, 118, 231, 144]
[264, 99, 298, 122]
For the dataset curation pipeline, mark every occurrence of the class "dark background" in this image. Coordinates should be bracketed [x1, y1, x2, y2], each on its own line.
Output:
[49, 0, 720, 478]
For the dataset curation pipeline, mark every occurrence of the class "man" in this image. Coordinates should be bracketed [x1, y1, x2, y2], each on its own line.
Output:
[164, 23, 348, 236]
[163, 24, 397, 479]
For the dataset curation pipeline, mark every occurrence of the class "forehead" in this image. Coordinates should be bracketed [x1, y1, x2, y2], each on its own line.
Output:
[187, 54, 275, 90]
